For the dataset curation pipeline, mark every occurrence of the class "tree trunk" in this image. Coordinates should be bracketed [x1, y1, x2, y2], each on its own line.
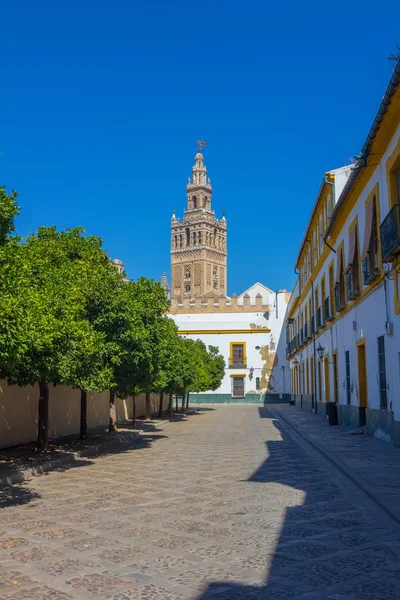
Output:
[181, 393, 186, 413]
[175, 395, 178, 413]
[186, 392, 190, 411]
[158, 392, 164, 418]
[109, 390, 117, 432]
[37, 381, 49, 451]
[80, 388, 88, 440]
[132, 394, 136, 427]
[167, 392, 173, 415]
[145, 391, 151, 421]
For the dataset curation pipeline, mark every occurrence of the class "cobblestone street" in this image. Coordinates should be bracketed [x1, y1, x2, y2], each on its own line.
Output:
[1, 406, 400, 600]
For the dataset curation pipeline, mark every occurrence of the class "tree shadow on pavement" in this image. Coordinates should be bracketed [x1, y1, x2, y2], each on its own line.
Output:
[0, 431, 167, 509]
[195, 406, 395, 599]
[0, 483, 41, 508]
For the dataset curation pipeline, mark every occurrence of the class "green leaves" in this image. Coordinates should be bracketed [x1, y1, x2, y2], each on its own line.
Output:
[0, 187, 19, 246]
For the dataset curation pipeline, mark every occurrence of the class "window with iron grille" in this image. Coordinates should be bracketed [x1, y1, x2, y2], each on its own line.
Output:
[362, 200, 380, 284]
[345, 351, 351, 405]
[378, 336, 388, 409]
[232, 376, 245, 398]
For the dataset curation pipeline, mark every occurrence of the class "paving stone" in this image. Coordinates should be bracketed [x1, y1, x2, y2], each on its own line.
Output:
[1, 406, 399, 599]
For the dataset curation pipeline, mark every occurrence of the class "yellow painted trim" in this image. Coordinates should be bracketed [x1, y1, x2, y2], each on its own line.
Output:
[229, 341, 247, 363]
[363, 184, 383, 288]
[356, 336, 366, 347]
[386, 138, 400, 314]
[178, 328, 270, 335]
[289, 274, 384, 352]
[335, 239, 347, 306]
[326, 86, 400, 244]
[230, 373, 246, 377]
[297, 246, 330, 307]
[287, 296, 300, 319]
[346, 215, 362, 301]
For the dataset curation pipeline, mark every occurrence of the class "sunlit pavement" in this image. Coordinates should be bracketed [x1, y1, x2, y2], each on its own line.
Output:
[1, 406, 400, 600]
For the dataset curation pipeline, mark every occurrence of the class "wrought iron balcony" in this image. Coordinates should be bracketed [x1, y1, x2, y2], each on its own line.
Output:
[229, 357, 247, 368]
[324, 296, 334, 321]
[346, 267, 360, 301]
[362, 254, 379, 285]
[380, 204, 400, 262]
[334, 282, 345, 312]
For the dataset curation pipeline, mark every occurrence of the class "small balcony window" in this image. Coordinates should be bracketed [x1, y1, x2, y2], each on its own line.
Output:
[335, 246, 346, 312]
[229, 343, 247, 368]
[345, 226, 360, 301]
[324, 296, 333, 321]
[361, 198, 380, 285]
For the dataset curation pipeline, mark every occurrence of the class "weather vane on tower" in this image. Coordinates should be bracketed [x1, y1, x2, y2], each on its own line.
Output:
[197, 138, 207, 153]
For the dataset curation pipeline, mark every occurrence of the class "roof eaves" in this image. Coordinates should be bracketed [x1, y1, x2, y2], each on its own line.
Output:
[325, 58, 400, 240]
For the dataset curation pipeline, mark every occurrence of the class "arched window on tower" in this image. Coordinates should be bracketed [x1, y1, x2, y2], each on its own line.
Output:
[192, 195, 197, 209]
[203, 196, 207, 207]
[186, 228, 190, 247]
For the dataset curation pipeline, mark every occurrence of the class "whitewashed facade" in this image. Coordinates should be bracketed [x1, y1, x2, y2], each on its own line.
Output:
[286, 59, 400, 445]
[170, 284, 290, 402]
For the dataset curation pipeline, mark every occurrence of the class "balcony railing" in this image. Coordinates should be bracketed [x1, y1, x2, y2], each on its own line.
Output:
[380, 204, 400, 262]
[362, 253, 379, 285]
[324, 296, 333, 321]
[346, 267, 360, 301]
[229, 357, 247, 368]
[334, 282, 345, 312]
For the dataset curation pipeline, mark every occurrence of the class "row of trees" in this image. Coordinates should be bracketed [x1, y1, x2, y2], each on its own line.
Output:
[0, 187, 225, 450]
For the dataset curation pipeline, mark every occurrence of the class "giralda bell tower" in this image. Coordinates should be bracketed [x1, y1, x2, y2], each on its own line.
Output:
[170, 141, 227, 300]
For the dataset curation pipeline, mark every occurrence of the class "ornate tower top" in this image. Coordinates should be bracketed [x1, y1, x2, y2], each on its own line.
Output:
[170, 143, 227, 300]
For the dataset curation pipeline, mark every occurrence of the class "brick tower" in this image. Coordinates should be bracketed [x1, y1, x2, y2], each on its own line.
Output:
[170, 143, 227, 299]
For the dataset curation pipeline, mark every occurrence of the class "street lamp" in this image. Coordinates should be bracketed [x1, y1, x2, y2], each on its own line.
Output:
[317, 343, 324, 360]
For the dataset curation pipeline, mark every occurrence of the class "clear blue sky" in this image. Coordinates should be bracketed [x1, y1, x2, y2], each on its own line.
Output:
[1, 1, 399, 294]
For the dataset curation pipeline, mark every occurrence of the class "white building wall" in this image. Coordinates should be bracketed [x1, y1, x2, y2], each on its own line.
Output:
[289, 124, 400, 437]
[170, 289, 289, 398]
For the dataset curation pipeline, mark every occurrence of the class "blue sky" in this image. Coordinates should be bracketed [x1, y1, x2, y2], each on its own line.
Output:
[1, 0, 399, 294]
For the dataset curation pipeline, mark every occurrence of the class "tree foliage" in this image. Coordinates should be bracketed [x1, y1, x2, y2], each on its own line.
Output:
[0, 188, 226, 448]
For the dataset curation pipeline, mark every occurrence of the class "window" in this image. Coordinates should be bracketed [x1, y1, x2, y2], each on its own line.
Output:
[321, 276, 326, 325]
[361, 198, 380, 285]
[334, 246, 346, 311]
[378, 336, 388, 409]
[345, 350, 351, 405]
[192, 195, 197, 209]
[346, 224, 360, 300]
[230, 343, 246, 368]
[186, 228, 190, 247]
[185, 284, 190, 293]
[255, 377, 260, 391]
[232, 376, 245, 398]
[203, 196, 207, 207]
